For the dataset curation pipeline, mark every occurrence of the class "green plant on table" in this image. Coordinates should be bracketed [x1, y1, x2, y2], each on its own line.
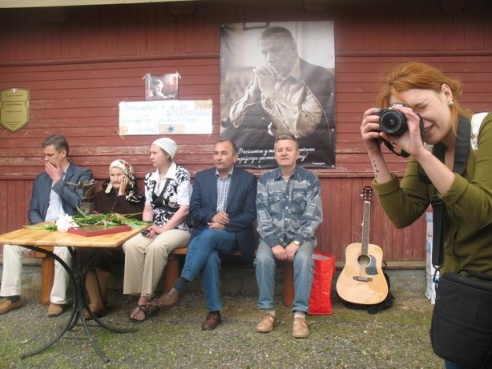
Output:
[71, 207, 149, 228]
[26, 207, 149, 231]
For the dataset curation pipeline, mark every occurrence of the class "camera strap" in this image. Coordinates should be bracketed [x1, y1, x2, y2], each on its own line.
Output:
[431, 194, 445, 275]
[378, 115, 426, 158]
[378, 138, 410, 157]
[429, 115, 485, 280]
[418, 117, 473, 184]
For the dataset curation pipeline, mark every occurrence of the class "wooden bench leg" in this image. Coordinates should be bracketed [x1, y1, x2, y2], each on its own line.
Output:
[162, 254, 180, 293]
[283, 261, 294, 308]
[41, 256, 54, 305]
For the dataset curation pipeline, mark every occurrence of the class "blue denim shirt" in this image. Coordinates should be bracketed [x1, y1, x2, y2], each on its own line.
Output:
[256, 166, 323, 248]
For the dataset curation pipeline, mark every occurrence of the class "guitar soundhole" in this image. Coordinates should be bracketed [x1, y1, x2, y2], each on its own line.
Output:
[357, 254, 371, 267]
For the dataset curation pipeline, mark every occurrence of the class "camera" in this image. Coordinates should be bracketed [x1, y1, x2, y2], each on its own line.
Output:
[377, 108, 408, 137]
[373, 105, 425, 158]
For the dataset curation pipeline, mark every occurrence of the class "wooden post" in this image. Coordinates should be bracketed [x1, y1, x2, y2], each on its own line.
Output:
[162, 254, 180, 293]
[283, 261, 294, 307]
[40, 256, 54, 305]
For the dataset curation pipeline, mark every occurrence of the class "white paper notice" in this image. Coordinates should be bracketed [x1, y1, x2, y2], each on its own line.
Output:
[119, 100, 213, 135]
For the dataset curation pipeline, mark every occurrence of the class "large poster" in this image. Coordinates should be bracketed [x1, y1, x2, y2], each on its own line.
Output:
[220, 21, 336, 169]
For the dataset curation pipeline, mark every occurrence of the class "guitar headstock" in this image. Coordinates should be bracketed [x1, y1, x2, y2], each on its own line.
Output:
[360, 186, 373, 202]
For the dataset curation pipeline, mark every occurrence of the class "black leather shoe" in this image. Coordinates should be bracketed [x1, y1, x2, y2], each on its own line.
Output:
[201, 312, 222, 330]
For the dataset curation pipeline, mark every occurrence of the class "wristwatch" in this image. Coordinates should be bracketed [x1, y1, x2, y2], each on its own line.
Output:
[294, 240, 301, 246]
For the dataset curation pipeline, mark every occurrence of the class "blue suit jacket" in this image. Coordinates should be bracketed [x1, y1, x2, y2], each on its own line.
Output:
[189, 166, 257, 260]
[28, 162, 94, 224]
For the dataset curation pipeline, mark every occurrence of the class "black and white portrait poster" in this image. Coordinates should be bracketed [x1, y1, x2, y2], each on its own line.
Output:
[220, 21, 336, 169]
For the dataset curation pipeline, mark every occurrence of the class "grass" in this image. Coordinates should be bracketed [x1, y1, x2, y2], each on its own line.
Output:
[0, 286, 443, 369]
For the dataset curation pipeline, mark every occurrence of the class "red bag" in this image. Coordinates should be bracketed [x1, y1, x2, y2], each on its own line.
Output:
[308, 252, 335, 315]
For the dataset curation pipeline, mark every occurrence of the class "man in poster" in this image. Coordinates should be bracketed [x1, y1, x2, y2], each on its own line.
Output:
[222, 25, 335, 168]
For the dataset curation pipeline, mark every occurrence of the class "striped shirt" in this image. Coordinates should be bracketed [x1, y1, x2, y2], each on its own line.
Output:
[216, 168, 233, 212]
[256, 166, 323, 248]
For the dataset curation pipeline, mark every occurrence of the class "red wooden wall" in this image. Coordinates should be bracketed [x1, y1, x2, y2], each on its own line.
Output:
[1, 0, 492, 266]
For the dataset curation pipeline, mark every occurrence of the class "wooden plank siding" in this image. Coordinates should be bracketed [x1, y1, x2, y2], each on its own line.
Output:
[1, 0, 492, 265]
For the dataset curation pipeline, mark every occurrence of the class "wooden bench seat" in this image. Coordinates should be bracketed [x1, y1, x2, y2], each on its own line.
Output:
[39, 247, 295, 307]
[161, 247, 295, 307]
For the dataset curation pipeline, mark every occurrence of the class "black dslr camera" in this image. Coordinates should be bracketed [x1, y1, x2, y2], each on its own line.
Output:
[374, 104, 424, 158]
[377, 108, 408, 137]
[376, 103, 424, 137]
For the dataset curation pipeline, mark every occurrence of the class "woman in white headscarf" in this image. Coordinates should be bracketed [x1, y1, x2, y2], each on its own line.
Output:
[123, 137, 192, 323]
[79, 159, 145, 319]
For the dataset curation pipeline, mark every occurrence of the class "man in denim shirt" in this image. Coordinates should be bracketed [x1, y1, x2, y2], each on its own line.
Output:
[255, 135, 323, 338]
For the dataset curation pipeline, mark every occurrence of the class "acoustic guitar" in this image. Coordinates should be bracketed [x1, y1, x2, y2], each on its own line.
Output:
[336, 186, 389, 305]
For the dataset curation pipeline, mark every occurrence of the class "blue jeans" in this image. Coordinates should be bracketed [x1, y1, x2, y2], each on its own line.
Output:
[445, 360, 468, 369]
[254, 239, 314, 312]
[180, 229, 238, 312]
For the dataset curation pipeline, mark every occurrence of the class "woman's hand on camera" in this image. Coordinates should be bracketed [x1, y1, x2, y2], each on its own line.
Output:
[387, 105, 427, 158]
[361, 107, 398, 185]
[360, 108, 384, 153]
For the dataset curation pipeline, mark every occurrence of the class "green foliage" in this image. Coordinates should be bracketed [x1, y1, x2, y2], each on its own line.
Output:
[25, 208, 149, 231]
[71, 207, 149, 228]
[25, 223, 58, 231]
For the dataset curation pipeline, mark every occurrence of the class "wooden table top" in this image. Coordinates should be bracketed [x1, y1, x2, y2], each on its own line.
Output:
[0, 225, 146, 248]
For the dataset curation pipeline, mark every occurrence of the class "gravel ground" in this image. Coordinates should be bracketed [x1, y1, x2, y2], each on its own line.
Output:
[0, 267, 443, 369]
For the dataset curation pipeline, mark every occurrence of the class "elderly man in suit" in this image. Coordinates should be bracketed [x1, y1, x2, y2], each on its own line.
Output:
[158, 139, 257, 330]
[0, 134, 93, 317]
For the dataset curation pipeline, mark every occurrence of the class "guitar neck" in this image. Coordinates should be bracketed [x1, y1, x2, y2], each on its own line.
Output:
[361, 200, 370, 255]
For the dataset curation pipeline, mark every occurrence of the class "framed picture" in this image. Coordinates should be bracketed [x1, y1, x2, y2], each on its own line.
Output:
[144, 73, 179, 101]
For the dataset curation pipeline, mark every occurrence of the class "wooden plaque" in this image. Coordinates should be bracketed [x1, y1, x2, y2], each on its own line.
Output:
[0, 88, 30, 132]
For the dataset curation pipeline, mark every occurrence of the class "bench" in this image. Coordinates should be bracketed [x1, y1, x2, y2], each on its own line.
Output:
[160, 247, 295, 307]
[39, 247, 296, 307]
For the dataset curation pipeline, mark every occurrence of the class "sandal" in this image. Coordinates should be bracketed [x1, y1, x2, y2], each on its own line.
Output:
[146, 297, 160, 317]
[129, 305, 149, 323]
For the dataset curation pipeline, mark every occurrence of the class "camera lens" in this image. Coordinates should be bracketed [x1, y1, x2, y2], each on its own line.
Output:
[379, 109, 408, 137]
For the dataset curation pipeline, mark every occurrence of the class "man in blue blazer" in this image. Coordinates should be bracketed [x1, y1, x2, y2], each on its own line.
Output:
[158, 139, 257, 330]
[0, 135, 93, 317]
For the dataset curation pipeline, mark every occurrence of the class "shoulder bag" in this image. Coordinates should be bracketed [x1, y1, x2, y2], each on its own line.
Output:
[429, 113, 492, 369]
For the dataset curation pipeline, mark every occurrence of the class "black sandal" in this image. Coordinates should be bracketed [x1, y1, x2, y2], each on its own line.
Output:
[129, 305, 148, 323]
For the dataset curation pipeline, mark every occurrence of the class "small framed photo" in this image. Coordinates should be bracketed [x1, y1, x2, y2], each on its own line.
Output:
[144, 73, 179, 101]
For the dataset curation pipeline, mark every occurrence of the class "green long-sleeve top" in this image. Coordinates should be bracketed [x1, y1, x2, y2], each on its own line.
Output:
[373, 114, 492, 275]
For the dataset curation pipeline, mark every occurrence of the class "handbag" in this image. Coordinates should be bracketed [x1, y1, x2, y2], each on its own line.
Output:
[430, 196, 492, 369]
[430, 270, 492, 368]
[308, 252, 335, 315]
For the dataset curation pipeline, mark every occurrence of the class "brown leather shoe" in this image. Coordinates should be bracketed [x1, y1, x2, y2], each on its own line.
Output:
[157, 288, 181, 307]
[256, 313, 277, 333]
[0, 298, 23, 315]
[47, 303, 64, 317]
[201, 312, 222, 330]
[83, 306, 108, 320]
[292, 317, 310, 338]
